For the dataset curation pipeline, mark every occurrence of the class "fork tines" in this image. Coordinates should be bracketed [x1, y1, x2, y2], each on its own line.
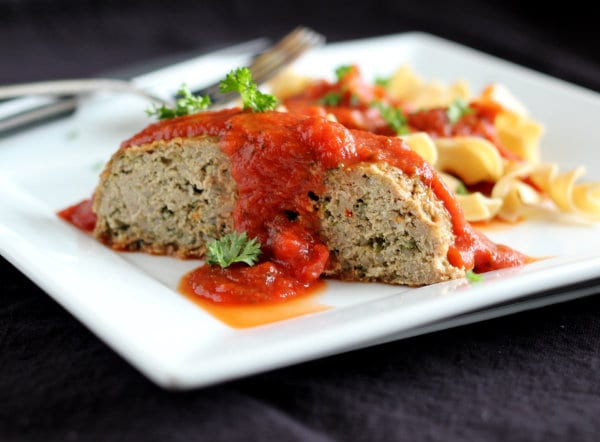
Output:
[199, 27, 325, 106]
[250, 27, 326, 84]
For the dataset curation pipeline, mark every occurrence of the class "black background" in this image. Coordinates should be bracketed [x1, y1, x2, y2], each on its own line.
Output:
[2, 1, 600, 440]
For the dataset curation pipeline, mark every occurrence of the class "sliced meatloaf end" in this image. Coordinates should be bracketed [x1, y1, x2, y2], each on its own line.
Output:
[318, 162, 465, 285]
[92, 136, 237, 258]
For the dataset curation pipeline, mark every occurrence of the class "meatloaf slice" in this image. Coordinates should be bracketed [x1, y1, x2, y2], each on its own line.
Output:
[93, 136, 464, 284]
[93, 136, 237, 258]
[319, 163, 463, 285]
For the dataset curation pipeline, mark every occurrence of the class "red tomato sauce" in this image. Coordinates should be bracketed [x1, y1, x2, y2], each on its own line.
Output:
[57, 197, 96, 232]
[407, 107, 522, 161]
[179, 273, 329, 328]
[183, 262, 322, 305]
[115, 109, 528, 305]
[282, 66, 522, 161]
[121, 107, 240, 149]
[283, 65, 395, 135]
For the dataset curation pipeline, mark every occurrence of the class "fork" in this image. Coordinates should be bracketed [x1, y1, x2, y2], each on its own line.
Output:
[0, 27, 325, 135]
[0, 78, 170, 105]
[200, 26, 325, 106]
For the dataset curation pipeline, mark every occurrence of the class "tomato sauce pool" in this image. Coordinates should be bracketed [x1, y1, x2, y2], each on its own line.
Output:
[62, 108, 528, 312]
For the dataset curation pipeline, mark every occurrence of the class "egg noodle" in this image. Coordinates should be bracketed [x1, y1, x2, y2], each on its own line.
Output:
[270, 65, 600, 224]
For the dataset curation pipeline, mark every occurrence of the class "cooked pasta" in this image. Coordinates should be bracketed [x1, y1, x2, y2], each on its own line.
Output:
[529, 164, 600, 220]
[387, 65, 470, 109]
[268, 64, 600, 224]
[494, 111, 543, 164]
[490, 162, 542, 222]
[440, 173, 503, 221]
[457, 193, 504, 222]
[434, 137, 504, 185]
[476, 83, 529, 116]
[268, 68, 314, 100]
[400, 132, 438, 164]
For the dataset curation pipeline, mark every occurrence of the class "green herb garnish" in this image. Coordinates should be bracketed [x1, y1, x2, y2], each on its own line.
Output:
[320, 92, 343, 106]
[91, 160, 105, 172]
[219, 67, 278, 112]
[373, 101, 410, 135]
[455, 180, 469, 195]
[349, 93, 360, 107]
[446, 98, 473, 124]
[335, 65, 353, 82]
[375, 76, 390, 88]
[146, 84, 211, 120]
[206, 231, 262, 268]
[466, 269, 484, 283]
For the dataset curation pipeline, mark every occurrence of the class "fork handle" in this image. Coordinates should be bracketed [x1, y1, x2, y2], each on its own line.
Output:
[0, 97, 79, 134]
[0, 78, 128, 98]
[0, 78, 168, 104]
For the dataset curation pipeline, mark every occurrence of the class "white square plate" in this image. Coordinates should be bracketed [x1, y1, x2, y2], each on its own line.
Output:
[1, 32, 600, 389]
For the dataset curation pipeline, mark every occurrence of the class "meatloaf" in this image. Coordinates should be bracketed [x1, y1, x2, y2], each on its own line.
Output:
[93, 131, 465, 286]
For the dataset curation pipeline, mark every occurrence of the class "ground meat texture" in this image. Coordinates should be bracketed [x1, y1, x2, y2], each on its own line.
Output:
[318, 163, 464, 285]
[93, 136, 237, 258]
[93, 137, 465, 285]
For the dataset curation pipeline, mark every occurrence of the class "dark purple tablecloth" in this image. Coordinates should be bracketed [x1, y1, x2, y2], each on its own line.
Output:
[2, 1, 600, 440]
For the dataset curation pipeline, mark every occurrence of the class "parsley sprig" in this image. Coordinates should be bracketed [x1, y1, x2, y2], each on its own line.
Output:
[455, 180, 469, 195]
[146, 84, 211, 120]
[446, 98, 473, 124]
[335, 65, 353, 82]
[320, 92, 342, 106]
[219, 67, 278, 112]
[373, 101, 410, 135]
[206, 231, 262, 268]
[374, 76, 390, 88]
[466, 269, 484, 283]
